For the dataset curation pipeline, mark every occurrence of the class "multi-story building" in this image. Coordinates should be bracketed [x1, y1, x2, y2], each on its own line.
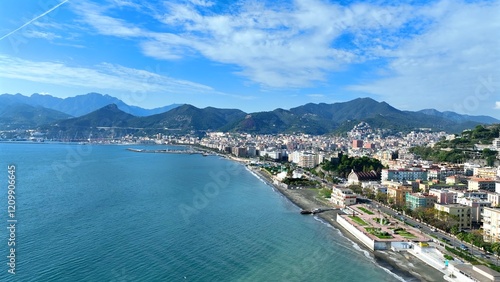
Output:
[330, 186, 357, 207]
[482, 207, 500, 242]
[298, 153, 317, 168]
[457, 198, 492, 223]
[434, 203, 471, 230]
[352, 140, 363, 149]
[387, 185, 414, 207]
[468, 178, 497, 191]
[474, 167, 498, 179]
[446, 175, 467, 185]
[429, 189, 456, 204]
[382, 168, 428, 182]
[289, 151, 318, 168]
[488, 192, 500, 207]
[232, 147, 247, 157]
[405, 193, 437, 210]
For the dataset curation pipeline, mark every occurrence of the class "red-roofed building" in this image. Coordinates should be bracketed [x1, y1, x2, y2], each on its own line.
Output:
[347, 169, 380, 185]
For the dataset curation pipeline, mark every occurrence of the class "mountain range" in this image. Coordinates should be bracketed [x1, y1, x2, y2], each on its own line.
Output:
[0, 93, 181, 117]
[1, 93, 499, 136]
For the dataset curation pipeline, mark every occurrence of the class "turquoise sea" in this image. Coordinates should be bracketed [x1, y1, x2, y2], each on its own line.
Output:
[0, 143, 409, 281]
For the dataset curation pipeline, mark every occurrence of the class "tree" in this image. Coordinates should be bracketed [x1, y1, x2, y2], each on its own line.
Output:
[375, 192, 387, 204]
[363, 187, 375, 200]
[349, 184, 363, 194]
[492, 242, 500, 266]
[450, 225, 460, 235]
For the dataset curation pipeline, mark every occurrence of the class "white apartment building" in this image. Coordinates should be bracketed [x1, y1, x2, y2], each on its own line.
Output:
[468, 178, 497, 191]
[330, 186, 357, 207]
[488, 192, 500, 207]
[289, 151, 318, 168]
[482, 207, 500, 242]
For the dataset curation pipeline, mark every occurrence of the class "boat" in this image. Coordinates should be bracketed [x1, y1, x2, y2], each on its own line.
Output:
[300, 210, 312, 214]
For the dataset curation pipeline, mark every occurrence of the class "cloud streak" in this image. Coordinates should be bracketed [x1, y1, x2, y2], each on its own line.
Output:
[0, 55, 213, 95]
[0, 0, 69, 41]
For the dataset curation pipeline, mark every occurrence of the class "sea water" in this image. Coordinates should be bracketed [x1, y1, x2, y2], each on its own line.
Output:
[0, 143, 407, 281]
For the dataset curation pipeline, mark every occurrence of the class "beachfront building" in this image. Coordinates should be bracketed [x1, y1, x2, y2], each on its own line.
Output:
[434, 203, 471, 230]
[448, 264, 500, 282]
[468, 178, 497, 191]
[330, 186, 357, 207]
[482, 207, 500, 242]
[288, 151, 318, 168]
[405, 193, 437, 210]
[232, 146, 247, 157]
[381, 168, 427, 182]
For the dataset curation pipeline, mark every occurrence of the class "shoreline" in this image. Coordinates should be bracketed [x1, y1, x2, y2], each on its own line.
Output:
[247, 165, 446, 282]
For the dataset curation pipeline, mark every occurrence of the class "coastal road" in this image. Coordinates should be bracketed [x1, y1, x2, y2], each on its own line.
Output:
[366, 200, 499, 265]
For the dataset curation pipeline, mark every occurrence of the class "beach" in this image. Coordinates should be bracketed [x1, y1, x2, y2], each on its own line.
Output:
[249, 166, 446, 282]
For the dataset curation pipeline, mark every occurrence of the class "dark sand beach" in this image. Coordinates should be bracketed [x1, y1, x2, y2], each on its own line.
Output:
[249, 166, 446, 282]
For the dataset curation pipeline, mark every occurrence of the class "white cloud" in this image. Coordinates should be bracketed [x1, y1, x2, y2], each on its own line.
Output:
[71, 0, 417, 88]
[495, 102, 500, 110]
[68, 0, 500, 117]
[72, 1, 145, 37]
[24, 30, 61, 40]
[348, 0, 500, 115]
[0, 55, 213, 95]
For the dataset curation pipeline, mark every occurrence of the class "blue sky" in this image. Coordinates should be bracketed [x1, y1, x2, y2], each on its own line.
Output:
[0, 0, 499, 118]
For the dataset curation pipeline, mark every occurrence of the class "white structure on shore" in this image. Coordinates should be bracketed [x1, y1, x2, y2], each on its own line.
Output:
[330, 186, 357, 207]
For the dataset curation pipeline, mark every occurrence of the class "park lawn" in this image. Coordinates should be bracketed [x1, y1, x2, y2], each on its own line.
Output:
[358, 207, 374, 215]
[365, 227, 393, 239]
[396, 230, 417, 239]
[349, 216, 368, 226]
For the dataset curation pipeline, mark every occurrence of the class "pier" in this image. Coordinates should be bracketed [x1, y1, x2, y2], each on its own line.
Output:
[126, 147, 208, 155]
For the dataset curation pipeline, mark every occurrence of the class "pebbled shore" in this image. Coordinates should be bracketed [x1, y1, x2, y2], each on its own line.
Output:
[249, 166, 446, 282]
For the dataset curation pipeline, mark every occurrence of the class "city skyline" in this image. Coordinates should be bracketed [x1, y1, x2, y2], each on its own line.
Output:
[0, 0, 499, 118]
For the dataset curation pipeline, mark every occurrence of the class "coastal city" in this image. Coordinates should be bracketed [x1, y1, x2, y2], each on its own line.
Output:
[2, 0, 499, 280]
[6, 121, 498, 280]
[126, 123, 500, 282]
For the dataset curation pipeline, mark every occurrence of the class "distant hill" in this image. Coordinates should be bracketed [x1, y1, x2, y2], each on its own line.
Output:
[0, 93, 181, 117]
[0, 103, 71, 130]
[42, 104, 247, 139]
[3, 95, 500, 137]
[131, 104, 247, 131]
[418, 109, 500, 124]
[232, 98, 485, 134]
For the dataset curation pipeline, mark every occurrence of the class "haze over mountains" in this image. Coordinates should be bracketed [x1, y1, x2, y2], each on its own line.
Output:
[0, 93, 499, 136]
[0, 93, 181, 117]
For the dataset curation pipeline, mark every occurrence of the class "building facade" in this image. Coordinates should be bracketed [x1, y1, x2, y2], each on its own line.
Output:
[382, 168, 428, 182]
[482, 207, 500, 242]
[434, 203, 471, 230]
[405, 193, 437, 210]
[330, 186, 357, 207]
